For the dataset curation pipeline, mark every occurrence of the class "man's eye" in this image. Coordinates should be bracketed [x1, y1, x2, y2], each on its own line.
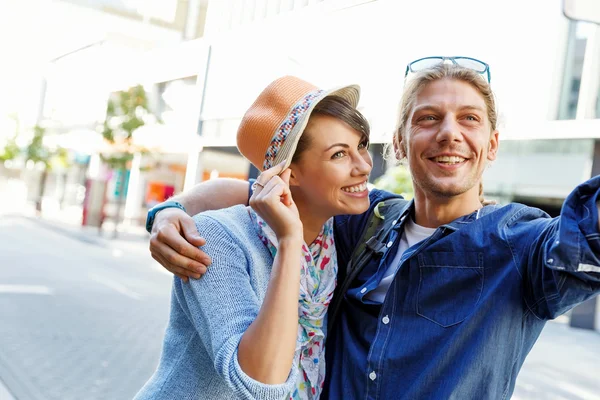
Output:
[419, 115, 437, 121]
[464, 115, 479, 121]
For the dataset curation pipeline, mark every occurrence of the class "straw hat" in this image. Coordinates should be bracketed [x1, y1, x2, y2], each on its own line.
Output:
[237, 76, 360, 171]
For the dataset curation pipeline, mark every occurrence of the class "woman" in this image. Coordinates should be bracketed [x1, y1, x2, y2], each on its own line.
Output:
[135, 76, 372, 400]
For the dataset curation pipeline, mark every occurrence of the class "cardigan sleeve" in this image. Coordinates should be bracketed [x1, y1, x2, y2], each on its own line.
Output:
[175, 213, 298, 400]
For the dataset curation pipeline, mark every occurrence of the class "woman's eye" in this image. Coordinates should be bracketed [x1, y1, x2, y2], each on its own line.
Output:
[332, 151, 345, 159]
[358, 141, 369, 150]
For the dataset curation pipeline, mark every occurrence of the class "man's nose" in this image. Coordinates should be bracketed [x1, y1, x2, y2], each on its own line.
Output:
[436, 115, 463, 144]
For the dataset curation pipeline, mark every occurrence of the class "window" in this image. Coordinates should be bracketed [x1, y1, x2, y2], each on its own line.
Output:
[558, 21, 597, 119]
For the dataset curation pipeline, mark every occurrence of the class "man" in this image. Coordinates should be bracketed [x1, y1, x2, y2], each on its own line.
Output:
[146, 59, 600, 399]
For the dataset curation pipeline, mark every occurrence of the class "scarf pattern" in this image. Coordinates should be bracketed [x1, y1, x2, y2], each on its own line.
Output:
[249, 210, 337, 400]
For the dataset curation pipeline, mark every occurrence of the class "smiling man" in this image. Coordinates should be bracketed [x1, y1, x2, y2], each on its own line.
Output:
[146, 60, 600, 399]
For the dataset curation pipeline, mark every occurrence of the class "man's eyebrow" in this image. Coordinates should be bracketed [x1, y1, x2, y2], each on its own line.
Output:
[413, 104, 438, 112]
[412, 104, 486, 113]
[458, 105, 486, 112]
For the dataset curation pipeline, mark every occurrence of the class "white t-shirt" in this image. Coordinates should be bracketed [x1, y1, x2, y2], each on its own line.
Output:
[364, 217, 436, 303]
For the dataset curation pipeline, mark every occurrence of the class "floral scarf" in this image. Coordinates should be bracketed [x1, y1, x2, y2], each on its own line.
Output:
[249, 209, 337, 400]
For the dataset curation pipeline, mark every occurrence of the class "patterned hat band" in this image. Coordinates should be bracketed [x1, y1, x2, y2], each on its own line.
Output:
[262, 89, 325, 170]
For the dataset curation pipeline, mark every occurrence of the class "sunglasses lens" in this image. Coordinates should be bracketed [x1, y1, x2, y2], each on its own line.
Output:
[410, 57, 444, 72]
[454, 58, 487, 73]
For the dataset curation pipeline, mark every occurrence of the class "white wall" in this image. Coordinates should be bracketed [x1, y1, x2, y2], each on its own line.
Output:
[197, 0, 570, 145]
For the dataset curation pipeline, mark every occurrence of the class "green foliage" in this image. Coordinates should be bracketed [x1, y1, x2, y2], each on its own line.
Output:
[22, 125, 70, 171]
[0, 136, 20, 162]
[101, 84, 152, 171]
[1, 113, 21, 162]
[99, 153, 134, 170]
[25, 126, 52, 168]
[50, 147, 70, 170]
[373, 165, 414, 199]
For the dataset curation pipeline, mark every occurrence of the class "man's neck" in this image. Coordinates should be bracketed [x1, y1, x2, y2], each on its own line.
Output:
[413, 187, 482, 229]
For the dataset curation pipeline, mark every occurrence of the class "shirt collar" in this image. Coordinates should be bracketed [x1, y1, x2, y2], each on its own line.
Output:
[393, 200, 481, 232]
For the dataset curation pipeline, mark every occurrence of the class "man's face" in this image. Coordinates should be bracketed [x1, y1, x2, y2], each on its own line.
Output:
[400, 78, 499, 199]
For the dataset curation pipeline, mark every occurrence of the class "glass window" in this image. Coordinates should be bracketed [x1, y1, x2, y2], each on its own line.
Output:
[558, 21, 592, 120]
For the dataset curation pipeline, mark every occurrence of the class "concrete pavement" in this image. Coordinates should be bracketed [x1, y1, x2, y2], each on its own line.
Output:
[0, 378, 15, 400]
[514, 318, 600, 400]
[0, 214, 171, 400]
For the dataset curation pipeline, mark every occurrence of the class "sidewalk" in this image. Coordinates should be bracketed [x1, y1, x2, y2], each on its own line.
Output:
[0, 178, 149, 251]
[0, 378, 15, 400]
[515, 318, 600, 399]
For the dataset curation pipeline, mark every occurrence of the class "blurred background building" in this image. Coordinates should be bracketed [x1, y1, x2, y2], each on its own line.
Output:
[1, 0, 599, 226]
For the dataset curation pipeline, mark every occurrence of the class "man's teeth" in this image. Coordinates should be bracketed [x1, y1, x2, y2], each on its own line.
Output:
[433, 156, 466, 164]
[342, 182, 367, 193]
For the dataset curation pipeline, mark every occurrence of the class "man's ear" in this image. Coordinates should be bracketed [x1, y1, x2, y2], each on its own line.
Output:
[487, 130, 499, 161]
[393, 135, 404, 160]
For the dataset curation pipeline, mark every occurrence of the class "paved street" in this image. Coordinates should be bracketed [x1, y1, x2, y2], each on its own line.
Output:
[0, 213, 599, 399]
[0, 214, 172, 400]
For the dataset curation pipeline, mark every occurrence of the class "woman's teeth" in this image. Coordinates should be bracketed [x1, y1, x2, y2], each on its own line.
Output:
[342, 182, 367, 193]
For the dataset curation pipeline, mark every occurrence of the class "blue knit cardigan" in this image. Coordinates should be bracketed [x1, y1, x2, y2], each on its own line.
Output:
[135, 205, 300, 400]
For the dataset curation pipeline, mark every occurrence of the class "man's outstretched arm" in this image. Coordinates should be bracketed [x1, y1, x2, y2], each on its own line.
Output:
[507, 175, 600, 319]
[149, 178, 251, 281]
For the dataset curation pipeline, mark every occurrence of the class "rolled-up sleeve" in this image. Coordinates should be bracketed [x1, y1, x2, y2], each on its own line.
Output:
[505, 176, 600, 319]
[176, 214, 298, 400]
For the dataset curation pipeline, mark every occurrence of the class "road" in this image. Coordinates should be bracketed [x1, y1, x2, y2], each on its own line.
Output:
[0, 215, 171, 400]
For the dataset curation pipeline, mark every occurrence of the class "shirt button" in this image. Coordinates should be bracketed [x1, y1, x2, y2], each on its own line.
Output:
[382, 315, 390, 325]
[386, 241, 393, 248]
[547, 258, 554, 264]
[392, 219, 398, 225]
[369, 371, 377, 381]
[360, 287, 367, 294]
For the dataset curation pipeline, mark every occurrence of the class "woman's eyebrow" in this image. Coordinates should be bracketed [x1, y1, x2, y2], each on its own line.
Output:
[325, 143, 349, 152]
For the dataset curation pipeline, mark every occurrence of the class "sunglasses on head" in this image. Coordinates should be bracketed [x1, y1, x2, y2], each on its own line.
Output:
[404, 56, 491, 83]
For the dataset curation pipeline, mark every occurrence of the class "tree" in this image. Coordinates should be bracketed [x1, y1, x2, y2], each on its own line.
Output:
[100, 84, 154, 237]
[373, 165, 414, 199]
[0, 135, 20, 162]
[24, 125, 68, 212]
[1, 113, 22, 162]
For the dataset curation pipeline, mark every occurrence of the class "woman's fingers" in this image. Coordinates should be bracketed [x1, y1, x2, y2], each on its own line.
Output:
[257, 161, 286, 184]
[279, 169, 293, 207]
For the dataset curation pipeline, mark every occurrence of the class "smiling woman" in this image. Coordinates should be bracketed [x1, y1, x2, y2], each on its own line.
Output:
[135, 76, 373, 400]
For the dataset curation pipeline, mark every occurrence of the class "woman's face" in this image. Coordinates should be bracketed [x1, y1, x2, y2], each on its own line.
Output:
[290, 114, 373, 218]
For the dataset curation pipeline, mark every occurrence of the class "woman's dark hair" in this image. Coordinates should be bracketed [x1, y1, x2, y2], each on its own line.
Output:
[291, 95, 370, 163]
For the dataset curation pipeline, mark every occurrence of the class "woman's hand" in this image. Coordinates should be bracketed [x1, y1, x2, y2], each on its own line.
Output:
[249, 163, 302, 241]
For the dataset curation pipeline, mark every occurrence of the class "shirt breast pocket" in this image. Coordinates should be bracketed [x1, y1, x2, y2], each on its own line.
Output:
[416, 252, 484, 327]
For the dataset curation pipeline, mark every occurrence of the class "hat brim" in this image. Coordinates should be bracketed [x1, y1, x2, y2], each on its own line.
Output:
[271, 84, 361, 171]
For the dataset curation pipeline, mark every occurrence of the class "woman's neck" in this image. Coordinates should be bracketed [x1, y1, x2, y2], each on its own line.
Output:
[294, 198, 330, 245]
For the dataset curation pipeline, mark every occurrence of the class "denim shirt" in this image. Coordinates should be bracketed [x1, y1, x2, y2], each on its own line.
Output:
[323, 176, 600, 400]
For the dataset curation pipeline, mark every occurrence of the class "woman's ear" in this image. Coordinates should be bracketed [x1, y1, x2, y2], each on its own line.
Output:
[288, 167, 300, 187]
